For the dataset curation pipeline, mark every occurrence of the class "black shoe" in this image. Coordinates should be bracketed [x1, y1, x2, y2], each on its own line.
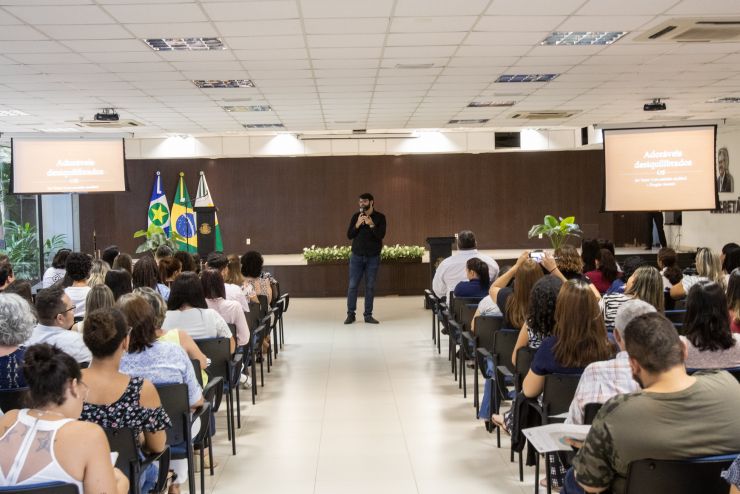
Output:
[364, 316, 379, 324]
[344, 314, 356, 324]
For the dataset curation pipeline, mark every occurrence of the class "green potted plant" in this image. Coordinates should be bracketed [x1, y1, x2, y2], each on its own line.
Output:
[133, 224, 184, 254]
[528, 215, 582, 250]
[1, 220, 67, 280]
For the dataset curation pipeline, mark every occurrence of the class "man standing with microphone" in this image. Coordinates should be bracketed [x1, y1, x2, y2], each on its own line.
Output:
[345, 193, 386, 324]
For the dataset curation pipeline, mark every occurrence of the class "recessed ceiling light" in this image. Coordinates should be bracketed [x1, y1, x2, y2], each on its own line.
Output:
[495, 74, 559, 83]
[243, 123, 284, 129]
[707, 97, 740, 104]
[223, 105, 272, 112]
[448, 119, 489, 124]
[468, 101, 516, 108]
[541, 31, 627, 46]
[193, 79, 255, 89]
[0, 109, 29, 117]
[144, 37, 225, 51]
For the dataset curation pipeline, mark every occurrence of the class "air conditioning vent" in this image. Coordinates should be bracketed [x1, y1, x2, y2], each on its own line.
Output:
[73, 119, 142, 128]
[637, 18, 740, 42]
[509, 111, 578, 120]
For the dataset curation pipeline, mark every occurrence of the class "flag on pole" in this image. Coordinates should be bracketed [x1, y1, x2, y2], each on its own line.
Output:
[170, 172, 197, 253]
[147, 171, 171, 236]
[194, 171, 223, 252]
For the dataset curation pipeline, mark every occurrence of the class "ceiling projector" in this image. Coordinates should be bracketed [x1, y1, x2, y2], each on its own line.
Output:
[94, 108, 119, 121]
[644, 99, 666, 111]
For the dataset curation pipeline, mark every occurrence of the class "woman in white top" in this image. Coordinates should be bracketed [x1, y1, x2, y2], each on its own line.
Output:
[0, 343, 128, 494]
[201, 268, 250, 347]
[670, 247, 725, 299]
[41, 248, 70, 288]
[161, 272, 235, 353]
[63, 252, 92, 318]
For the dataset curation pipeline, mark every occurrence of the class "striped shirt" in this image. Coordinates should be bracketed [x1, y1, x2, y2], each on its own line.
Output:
[599, 292, 631, 328]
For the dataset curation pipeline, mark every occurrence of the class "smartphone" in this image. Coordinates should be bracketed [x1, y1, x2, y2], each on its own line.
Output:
[529, 250, 545, 263]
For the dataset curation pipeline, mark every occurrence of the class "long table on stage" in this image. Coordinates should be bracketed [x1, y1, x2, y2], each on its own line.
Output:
[263, 249, 697, 298]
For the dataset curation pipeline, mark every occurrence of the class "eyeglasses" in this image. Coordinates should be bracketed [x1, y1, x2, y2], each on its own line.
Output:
[58, 305, 76, 316]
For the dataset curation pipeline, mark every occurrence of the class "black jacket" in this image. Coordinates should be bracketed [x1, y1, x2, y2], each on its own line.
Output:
[347, 210, 386, 256]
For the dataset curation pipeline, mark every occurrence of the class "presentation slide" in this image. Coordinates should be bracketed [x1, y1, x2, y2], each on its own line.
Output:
[12, 138, 126, 194]
[603, 126, 717, 211]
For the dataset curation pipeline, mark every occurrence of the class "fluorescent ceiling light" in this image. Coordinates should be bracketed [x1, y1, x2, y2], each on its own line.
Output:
[448, 119, 489, 124]
[0, 109, 29, 117]
[707, 97, 740, 104]
[243, 123, 284, 129]
[144, 37, 225, 51]
[193, 79, 255, 89]
[223, 105, 272, 112]
[541, 31, 627, 46]
[495, 74, 558, 83]
[468, 101, 516, 107]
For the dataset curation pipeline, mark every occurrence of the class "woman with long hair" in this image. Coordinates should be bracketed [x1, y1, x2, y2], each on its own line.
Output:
[132, 254, 170, 300]
[682, 281, 740, 369]
[42, 248, 71, 288]
[600, 266, 664, 327]
[72, 284, 115, 333]
[87, 258, 110, 287]
[224, 254, 244, 286]
[201, 268, 250, 346]
[671, 247, 725, 299]
[453, 257, 491, 299]
[511, 275, 563, 365]
[729, 268, 740, 334]
[489, 251, 544, 330]
[585, 248, 619, 294]
[158, 257, 182, 288]
[104, 269, 132, 301]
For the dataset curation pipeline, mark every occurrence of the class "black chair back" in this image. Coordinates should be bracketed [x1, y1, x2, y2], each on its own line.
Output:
[460, 303, 478, 332]
[0, 482, 80, 493]
[625, 455, 737, 494]
[583, 402, 603, 425]
[474, 315, 504, 353]
[540, 373, 582, 424]
[154, 383, 190, 447]
[191, 359, 203, 387]
[194, 337, 232, 385]
[227, 323, 237, 340]
[245, 304, 261, 332]
[103, 427, 141, 489]
[664, 310, 686, 324]
[0, 387, 28, 413]
[513, 346, 537, 393]
[727, 367, 740, 383]
[451, 296, 483, 324]
[257, 294, 269, 318]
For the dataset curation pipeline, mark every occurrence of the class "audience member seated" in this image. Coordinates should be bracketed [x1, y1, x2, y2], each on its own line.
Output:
[493, 278, 614, 433]
[118, 294, 204, 408]
[432, 230, 500, 299]
[42, 248, 70, 288]
[552, 245, 585, 281]
[154, 245, 174, 264]
[565, 300, 653, 425]
[174, 251, 197, 273]
[671, 247, 725, 299]
[490, 251, 544, 330]
[26, 287, 91, 363]
[105, 269, 133, 301]
[132, 254, 170, 300]
[206, 253, 250, 312]
[80, 307, 170, 493]
[585, 249, 619, 295]
[112, 252, 133, 275]
[201, 268, 250, 346]
[657, 247, 678, 290]
[0, 294, 36, 390]
[0, 259, 14, 292]
[101, 244, 120, 268]
[681, 281, 740, 369]
[580, 238, 600, 273]
[453, 257, 491, 299]
[241, 250, 274, 304]
[3, 281, 33, 305]
[605, 256, 646, 295]
[64, 252, 92, 318]
[723, 455, 740, 494]
[162, 272, 235, 353]
[600, 266, 664, 328]
[72, 285, 115, 333]
[511, 275, 563, 364]
[0, 344, 128, 494]
[565, 312, 740, 494]
[158, 257, 182, 288]
[722, 242, 740, 273]
[729, 268, 740, 334]
[225, 254, 244, 286]
[723, 247, 740, 284]
[133, 287, 208, 374]
[87, 258, 110, 287]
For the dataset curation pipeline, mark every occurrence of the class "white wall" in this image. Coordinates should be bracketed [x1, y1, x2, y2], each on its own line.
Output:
[679, 125, 740, 251]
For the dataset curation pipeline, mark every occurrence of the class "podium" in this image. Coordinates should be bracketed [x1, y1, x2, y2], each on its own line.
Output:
[425, 236, 456, 308]
[194, 206, 217, 256]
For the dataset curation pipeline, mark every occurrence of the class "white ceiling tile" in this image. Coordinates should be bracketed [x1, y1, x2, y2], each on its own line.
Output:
[215, 19, 302, 37]
[312, 59, 379, 69]
[0, 41, 69, 53]
[125, 22, 218, 38]
[105, 3, 207, 23]
[475, 16, 566, 32]
[577, 0, 678, 16]
[202, 1, 299, 21]
[300, 0, 394, 19]
[465, 31, 548, 45]
[307, 34, 385, 48]
[5, 53, 91, 64]
[156, 50, 235, 62]
[668, 0, 740, 15]
[390, 16, 477, 33]
[232, 48, 308, 60]
[395, 0, 489, 17]
[242, 59, 312, 69]
[486, 0, 585, 15]
[223, 36, 305, 50]
[170, 61, 245, 71]
[4, 5, 114, 24]
[0, 25, 49, 41]
[61, 39, 145, 52]
[304, 18, 388, 34]
[386, 32, 467, 46]
[456, 45, 531, 57]
[526, 45, 605, 56]
[383, 46, 458, 58]
[558, 15, 654, 31]
[447, 56, 519, 67]
[83, 51, 161, 63]
[102, 62, 176, 73]
[310, 47, 382, 59]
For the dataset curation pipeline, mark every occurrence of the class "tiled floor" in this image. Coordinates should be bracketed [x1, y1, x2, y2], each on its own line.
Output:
[202, 296, 535, 494]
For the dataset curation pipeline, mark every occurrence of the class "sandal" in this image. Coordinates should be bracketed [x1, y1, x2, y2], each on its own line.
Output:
[491, 414, 510, 435]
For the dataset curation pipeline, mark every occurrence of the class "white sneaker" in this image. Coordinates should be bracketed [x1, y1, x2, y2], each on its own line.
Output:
[240, 374, 251, 389]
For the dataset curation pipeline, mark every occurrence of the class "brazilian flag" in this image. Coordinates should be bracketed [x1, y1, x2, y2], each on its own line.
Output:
[171, 172, 197, 252]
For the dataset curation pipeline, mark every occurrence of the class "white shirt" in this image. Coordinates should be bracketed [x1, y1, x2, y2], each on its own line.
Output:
[432, 249, 499, 298]
[41, 267, 65, 288]
[25, 324, 92, 363]
[162, 308, 232, 341]
[225, 283, 250, 313]
[476, 295, 502, 317]
[64, 286, 90, 318]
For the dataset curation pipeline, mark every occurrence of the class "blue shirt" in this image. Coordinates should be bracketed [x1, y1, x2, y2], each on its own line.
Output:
[453, 279, 489, 298]
[0, 347, 26, 390]
[530, 336, 587, 376]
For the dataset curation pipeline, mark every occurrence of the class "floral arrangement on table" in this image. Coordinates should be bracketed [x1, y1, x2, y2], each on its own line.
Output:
[303, 244, 425, 264]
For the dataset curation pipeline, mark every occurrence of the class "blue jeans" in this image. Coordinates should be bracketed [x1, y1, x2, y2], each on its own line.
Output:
[347, 254, 380, 317]
[562, 467, 586, 494]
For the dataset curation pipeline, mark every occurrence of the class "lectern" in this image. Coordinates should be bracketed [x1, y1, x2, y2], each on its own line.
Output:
[425, 236, 456, 308]
[194, 206, 217, 256]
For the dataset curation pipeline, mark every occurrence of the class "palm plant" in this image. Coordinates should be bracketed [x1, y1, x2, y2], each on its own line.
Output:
[133, 224, 184, 254]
